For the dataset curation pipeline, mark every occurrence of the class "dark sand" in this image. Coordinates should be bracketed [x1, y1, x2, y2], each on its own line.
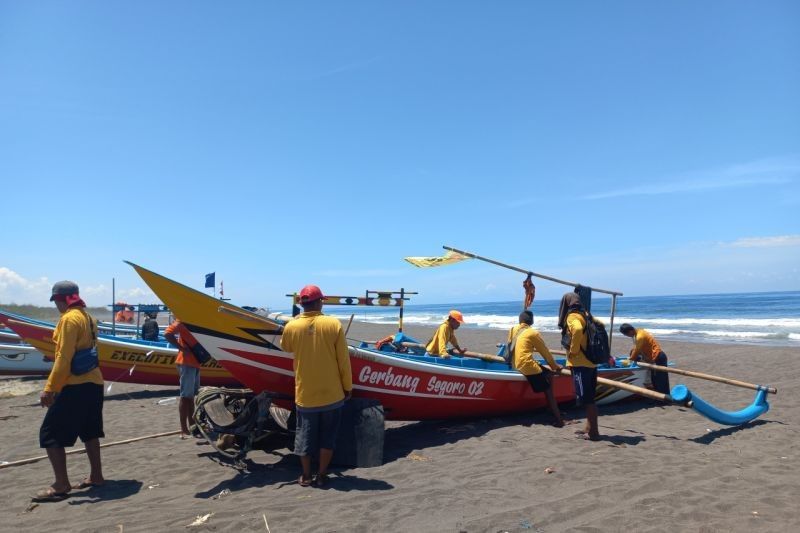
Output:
[1, 321, 798, 532]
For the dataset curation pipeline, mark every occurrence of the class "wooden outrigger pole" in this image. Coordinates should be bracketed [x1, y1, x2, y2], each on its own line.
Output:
[443, 245, 623, 343]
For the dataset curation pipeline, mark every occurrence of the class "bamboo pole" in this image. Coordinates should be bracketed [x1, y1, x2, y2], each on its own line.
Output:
[443, 245, 623, 296]
[541, 364, 671, 402]
[635, 361, 777, 395]
[398, 342, 505, 363]
[0, 430, 183, 470]
[344, 313, 355, 337]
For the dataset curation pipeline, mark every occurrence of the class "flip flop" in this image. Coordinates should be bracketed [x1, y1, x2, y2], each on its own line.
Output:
[313, 473, 329, 488]
[72, 480, 104, 490]
[576, 433, 601, 442]
[297, 475, 312, 487]
[32, 488, 70, 502]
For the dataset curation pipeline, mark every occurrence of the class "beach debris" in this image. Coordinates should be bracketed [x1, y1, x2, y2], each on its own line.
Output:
[752, 511, 759, 517]
[157, 397, 178, 406]
[24, 502, 39, 513]
[0, 461, 8, 466]
[407, 453, 430, 462]
[186, 513, 214, 527]
[147, 483, 161, 490]
[544, 467, 555, 474]
[520, 519, 533, 529]
[263, 512, 272, 533]
[211, 488, 231, 500]
[118, 525, 124, 533]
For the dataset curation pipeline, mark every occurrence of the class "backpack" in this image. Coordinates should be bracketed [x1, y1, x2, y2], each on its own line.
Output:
[562, 311, 610, 365]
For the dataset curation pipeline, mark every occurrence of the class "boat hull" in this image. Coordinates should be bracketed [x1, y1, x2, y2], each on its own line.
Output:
[0, 311, 240, 387]
[0, 343, 52, 376]
[128, 262, 647, 420]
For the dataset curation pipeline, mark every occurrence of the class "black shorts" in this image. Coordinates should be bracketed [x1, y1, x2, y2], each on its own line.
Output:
[40, 383, 104, 448]
[525, 369, 552, 393]
[571, 366, 597, 406]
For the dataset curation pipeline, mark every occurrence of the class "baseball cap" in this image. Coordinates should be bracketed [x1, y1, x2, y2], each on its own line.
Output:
[298, 285, 325, 303]
[50, 280, 80, 301]
[448, 310, 465, 323]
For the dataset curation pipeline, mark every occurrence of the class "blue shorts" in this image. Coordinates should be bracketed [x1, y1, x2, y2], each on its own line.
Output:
[178, 365, 200, 398]
[294, 406, 342, 456]
[571, 366, 597, 406]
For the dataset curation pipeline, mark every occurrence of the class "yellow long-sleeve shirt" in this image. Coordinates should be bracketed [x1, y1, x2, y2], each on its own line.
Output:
[280, 311, 352, 409]
[566, 312, 596, 368]
[426, 321, 460, 356]
[507, 324, 558, 376]
[631, 328, 662, 363]
[45, 307, 104, 393]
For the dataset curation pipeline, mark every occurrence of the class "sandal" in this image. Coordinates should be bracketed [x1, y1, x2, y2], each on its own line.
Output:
[72, 479, 104, 490]
[576, 433, 601, 441]
[297, 475, 312, 487]
[32, 488, 70, 502]
[313, 473, 329, 488]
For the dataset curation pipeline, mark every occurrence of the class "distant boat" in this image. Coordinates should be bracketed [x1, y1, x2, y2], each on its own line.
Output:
[0, 343, 51, 376]
[0, 310, 240, 388]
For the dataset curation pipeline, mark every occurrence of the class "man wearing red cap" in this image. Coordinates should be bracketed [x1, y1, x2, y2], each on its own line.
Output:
[425, 310, 467, 358]
[35, 281, 105, 502]
[280, 285, 352, 487]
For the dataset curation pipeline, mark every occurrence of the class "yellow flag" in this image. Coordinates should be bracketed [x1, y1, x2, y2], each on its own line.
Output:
[404, 250, 470, 268]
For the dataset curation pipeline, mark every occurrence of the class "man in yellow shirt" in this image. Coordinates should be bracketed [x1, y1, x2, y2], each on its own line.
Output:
[558, 291, 600, 441]
[35, 281, 105, 502]
[280, 285, 352, 488]
[425, 310, 467, 357]
[508, 311, 564, 427]
[620, 323, 670, 395]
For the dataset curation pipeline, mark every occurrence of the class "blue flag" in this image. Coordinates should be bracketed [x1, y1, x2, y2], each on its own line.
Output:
[205, 272, 215, 288]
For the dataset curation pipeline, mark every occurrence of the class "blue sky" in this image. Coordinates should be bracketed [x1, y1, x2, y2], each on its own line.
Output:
[1, 1, 798, 308]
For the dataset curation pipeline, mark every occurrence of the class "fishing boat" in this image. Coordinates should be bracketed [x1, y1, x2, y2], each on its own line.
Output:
[0, 343, 52, 376]
[127, 262, 650, 420]
[0, 310, 240, 388]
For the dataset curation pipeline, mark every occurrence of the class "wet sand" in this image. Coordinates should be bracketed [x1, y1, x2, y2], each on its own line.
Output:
[0, 321, 798, 532]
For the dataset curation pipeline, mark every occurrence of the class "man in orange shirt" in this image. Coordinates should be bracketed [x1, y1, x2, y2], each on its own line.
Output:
[35, 281, 105, 502]
[620, 323, 670, 395]
[164, 320, 201, 438]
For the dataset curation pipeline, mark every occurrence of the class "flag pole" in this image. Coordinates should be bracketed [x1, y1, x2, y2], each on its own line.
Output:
[442, 245, 623, 296]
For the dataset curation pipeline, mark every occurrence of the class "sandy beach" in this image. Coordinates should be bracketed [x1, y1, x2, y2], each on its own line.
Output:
[1, 321, 798, 532]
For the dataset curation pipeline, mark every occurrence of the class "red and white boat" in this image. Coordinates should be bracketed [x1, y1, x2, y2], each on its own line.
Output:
[128, 262, 648, 420]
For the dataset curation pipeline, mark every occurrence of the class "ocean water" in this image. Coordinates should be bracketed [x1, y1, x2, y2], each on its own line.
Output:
[325, 291, 800, 348]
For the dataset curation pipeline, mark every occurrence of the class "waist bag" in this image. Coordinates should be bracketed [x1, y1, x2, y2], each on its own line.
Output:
[71, 313, 99, 375]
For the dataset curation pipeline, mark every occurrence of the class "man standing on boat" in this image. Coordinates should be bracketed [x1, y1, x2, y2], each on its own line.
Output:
[280, 285, 352, 488]
[619, 323, 670, 395]
[164, 320, 201, 439]
[558, 292, 600, 441]
[508, 310, 565, 427]
[35, 281, 105, 502]
[426, 310, 467, 358]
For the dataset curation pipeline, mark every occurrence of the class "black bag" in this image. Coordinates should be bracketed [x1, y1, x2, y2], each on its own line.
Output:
[583, 311, 610, 364]
[504, 326, 527, 368]
[188, 342, 212, 365]
[561, 311, 610, 365]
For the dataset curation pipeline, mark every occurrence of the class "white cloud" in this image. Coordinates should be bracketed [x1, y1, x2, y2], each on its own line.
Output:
[726, 235, 800, 248]
[583, 156, 800, 200]
[0, 267, 51, 304]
